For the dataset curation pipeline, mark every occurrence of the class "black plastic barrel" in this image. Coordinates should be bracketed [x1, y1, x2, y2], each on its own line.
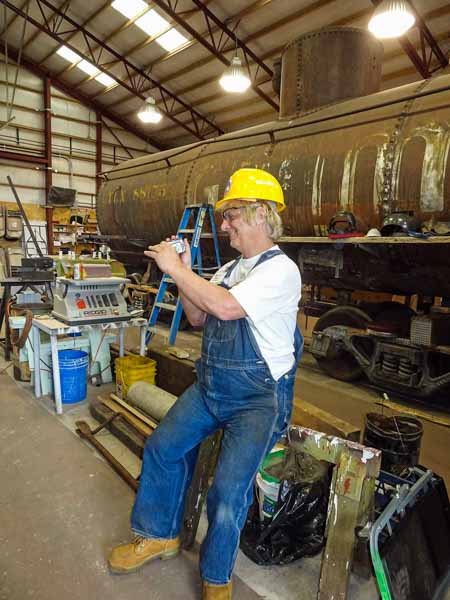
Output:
[363, 412, 424, 474]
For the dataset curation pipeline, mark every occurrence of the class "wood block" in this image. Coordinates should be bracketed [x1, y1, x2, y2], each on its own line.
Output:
[291, 397, 360, 441]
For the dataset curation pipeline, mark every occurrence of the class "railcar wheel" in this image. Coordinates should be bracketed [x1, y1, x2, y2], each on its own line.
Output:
[313, 306, 372, 382]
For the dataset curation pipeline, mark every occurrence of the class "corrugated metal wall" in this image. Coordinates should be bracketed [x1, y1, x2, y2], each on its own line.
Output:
[0, 63, 151, 210]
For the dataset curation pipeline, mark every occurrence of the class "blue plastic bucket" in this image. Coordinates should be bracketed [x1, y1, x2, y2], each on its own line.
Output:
[58, 349, 89, 404]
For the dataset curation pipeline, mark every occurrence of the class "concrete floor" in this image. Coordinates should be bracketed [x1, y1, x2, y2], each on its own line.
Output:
[1, 339, 449, 600]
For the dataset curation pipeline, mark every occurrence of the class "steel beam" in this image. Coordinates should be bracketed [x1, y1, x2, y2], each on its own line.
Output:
[150, 0, 278, 111]
[108, 0, 340, 113]
[1, 45, 162, 150]
[0, 150, 47, 164]
[1, 0, 222, 140]
[43, 76, 53, 254]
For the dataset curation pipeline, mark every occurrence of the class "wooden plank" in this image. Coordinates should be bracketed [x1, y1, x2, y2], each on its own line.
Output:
[110, 392, 159, 429]
[33, 316, 69, 330]
[291, 398, 360, 441]
[98, 394, 154, 436]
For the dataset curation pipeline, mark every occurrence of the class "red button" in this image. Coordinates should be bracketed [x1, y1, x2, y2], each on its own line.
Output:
[76, 299, 86, 309]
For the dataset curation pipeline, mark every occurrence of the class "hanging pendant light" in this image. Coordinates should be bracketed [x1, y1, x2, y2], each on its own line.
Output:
[137, 96, 162, 124]
[220, 55, 251, 93]
[368, 0, 415, 39]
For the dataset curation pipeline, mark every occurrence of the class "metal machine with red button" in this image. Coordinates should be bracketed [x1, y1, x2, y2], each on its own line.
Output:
[52, 277, 131, 325]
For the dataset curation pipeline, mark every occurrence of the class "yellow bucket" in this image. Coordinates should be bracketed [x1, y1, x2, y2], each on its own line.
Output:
[115, 355, 156, 398]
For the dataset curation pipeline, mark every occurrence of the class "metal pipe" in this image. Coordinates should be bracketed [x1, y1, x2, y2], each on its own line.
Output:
[43, 76, 53, 254]
[6, 175, 44, 257]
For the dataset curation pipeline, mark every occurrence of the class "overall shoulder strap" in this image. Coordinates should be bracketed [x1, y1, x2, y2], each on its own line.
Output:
[253, 248, 284, 269]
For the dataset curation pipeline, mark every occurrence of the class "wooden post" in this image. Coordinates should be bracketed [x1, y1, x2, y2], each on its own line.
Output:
[288, 426, 381, 600]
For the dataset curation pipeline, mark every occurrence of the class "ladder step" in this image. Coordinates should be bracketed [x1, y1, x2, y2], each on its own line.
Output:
[162, 276, 175, 284]
[178, 228, 195, 233]
[155, 302, 177, 311]
[200, 233, 214, 238]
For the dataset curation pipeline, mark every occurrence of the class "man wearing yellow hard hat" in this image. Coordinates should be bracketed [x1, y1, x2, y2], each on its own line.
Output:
[109, 168, 303, 599]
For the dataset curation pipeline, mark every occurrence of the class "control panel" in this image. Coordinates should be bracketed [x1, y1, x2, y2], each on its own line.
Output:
[52, 277, 131, 325]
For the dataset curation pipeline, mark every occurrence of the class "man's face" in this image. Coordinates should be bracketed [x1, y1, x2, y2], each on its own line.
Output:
[220, 201, 253, 252]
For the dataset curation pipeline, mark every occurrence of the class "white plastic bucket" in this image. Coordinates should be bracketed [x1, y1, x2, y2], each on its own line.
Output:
[256, 449, 285, 520]
[256, 472, 280, 520]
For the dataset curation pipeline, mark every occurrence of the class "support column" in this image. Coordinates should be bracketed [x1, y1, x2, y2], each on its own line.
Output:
[95, 112, 102, 198]
[44, 76, 53, 255]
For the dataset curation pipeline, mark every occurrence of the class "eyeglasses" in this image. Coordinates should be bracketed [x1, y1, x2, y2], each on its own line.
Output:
[221, 205, 248, 222]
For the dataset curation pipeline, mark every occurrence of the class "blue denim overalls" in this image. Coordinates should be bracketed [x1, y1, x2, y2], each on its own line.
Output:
[131, 248, 303, 584]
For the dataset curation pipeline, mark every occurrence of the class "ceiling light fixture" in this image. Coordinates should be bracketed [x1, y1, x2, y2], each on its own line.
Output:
[368, 0, 415, 39]
[219, 54, 251, 93]
[137, 96, 162, 124]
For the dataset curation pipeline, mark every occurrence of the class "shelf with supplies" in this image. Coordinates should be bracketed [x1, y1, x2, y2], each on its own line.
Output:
[52, 218, 100, 249]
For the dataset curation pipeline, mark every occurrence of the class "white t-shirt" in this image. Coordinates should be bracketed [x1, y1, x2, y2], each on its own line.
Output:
[210, 246, 301, 380]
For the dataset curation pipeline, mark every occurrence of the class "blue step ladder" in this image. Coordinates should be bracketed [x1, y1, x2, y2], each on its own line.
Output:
[146, 203, 222, 345]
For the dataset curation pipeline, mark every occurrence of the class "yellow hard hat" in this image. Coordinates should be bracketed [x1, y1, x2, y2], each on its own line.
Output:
[216, 168, 285, 212]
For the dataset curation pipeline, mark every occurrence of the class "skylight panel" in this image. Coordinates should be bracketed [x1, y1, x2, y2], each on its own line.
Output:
[135, 9, 169, 37]
[77, 60, 100, 77]
[156, 29, 188, 52]
[56, 45, 81, 64]
[95, 72, 117, 87]
[111, 0, 148, 20]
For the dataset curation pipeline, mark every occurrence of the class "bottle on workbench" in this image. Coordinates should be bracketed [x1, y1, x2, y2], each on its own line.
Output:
[73, 262, 84, 280]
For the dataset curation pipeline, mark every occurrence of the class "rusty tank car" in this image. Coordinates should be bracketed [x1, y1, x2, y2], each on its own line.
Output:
[98, 27, 450, 399]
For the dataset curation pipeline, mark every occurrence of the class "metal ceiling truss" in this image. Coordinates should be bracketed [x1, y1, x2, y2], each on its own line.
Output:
[0, 0, 222, 140]
[149, 0, 278, 111]
[2, 44, 163, 150]
[371, 0, 448, 79]
[72, 0, 232, 101]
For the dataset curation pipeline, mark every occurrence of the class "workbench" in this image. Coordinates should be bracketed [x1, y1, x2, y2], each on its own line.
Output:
[32, 316, 147, 415]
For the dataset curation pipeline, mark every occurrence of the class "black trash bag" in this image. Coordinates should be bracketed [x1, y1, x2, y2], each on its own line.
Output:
[240, 449, 331, 566]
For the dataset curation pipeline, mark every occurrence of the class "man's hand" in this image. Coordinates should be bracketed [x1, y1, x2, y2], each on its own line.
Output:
[144, 241, 182, 275]
[144, 236, 192, 275]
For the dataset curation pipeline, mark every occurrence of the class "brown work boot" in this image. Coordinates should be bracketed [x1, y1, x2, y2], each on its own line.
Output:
[108, 535, 180, 573]
[202, 581, 232, 599]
